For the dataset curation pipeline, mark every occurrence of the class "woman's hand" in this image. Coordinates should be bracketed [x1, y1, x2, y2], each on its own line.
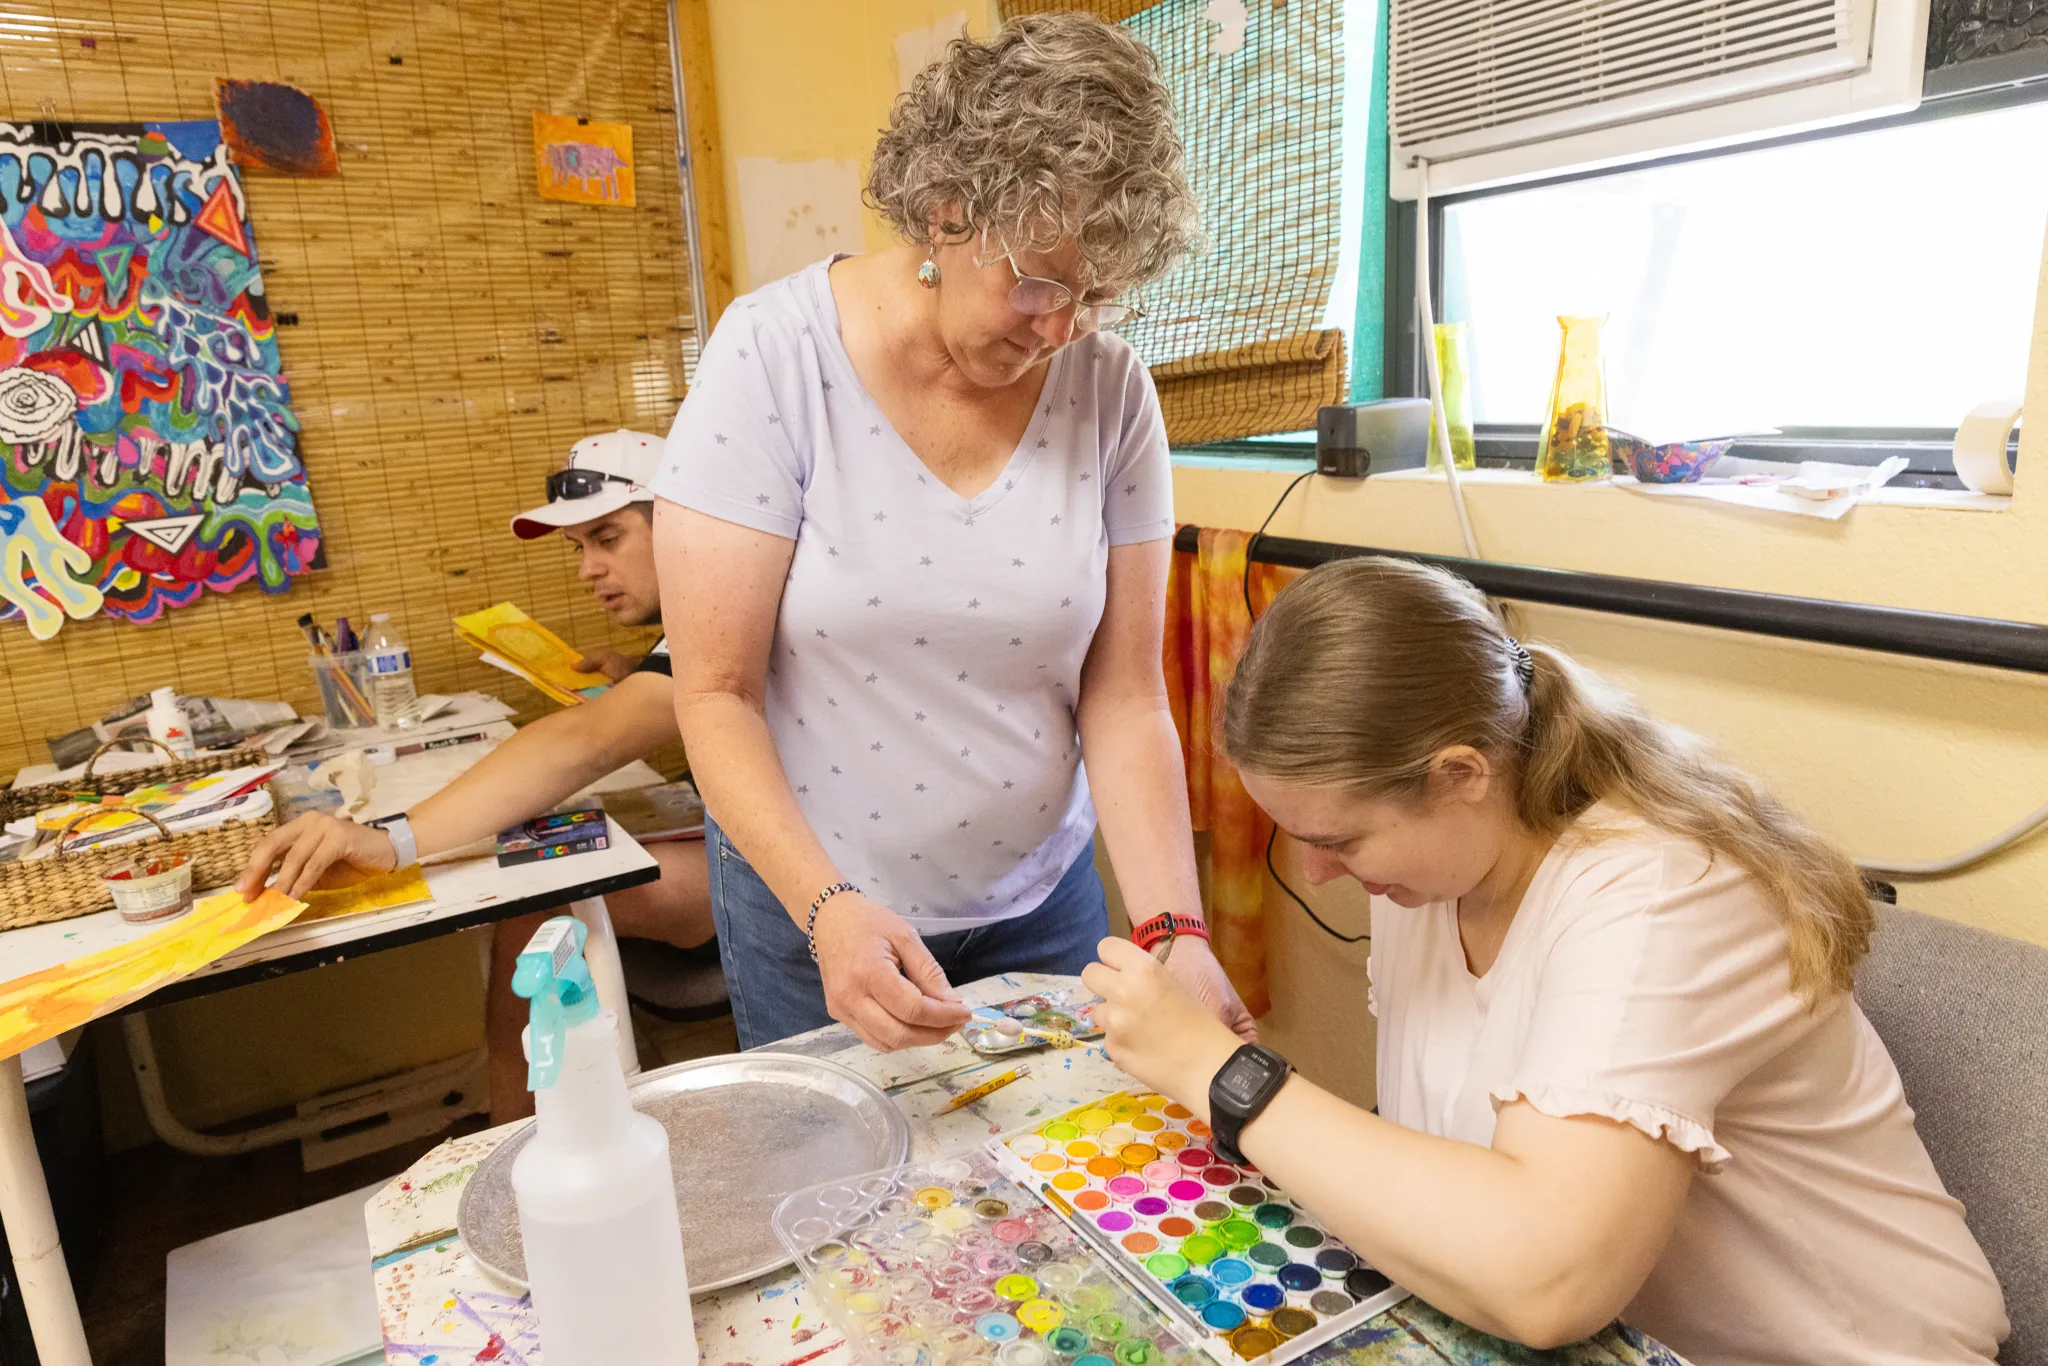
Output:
[812, 892, 973, 1051]
[236, 813, 398, 901]
[1084, 937, 1243, 1115]
[1159, 935, 1259, 1043]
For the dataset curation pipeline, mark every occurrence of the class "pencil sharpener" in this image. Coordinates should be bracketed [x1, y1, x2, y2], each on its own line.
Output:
[1316, 398, 1431, 478]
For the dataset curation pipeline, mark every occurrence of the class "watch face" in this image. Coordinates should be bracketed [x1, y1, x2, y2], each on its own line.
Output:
[1218, 1049, 1284, 1106]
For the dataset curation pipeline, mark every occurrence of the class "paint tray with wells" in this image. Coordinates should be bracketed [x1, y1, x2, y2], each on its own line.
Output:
[987, 1090, 1407, 1366]
[961, 992, 1104, 1056]
[773, 1150, 1207, 1366]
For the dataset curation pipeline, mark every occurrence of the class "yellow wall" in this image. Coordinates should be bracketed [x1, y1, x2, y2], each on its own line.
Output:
[705, 0, 1003, 291]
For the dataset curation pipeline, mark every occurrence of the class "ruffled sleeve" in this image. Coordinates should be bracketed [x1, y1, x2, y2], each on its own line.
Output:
[1495, 837, 1815, 1174]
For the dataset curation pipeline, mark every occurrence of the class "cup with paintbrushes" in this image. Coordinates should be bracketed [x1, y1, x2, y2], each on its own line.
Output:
[301, 613, 376, 729]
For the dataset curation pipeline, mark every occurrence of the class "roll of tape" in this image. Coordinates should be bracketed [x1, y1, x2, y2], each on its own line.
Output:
[1952, 399, 2022, 495]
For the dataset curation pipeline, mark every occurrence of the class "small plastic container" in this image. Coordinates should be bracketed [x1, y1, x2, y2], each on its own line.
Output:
[310, 651, 375, 729]
[103, 852, 194, 924]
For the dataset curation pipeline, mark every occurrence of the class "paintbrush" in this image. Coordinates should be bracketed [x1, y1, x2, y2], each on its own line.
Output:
[990, 1017, 1078, 1049]
[300, 613, 377, 724]
[939, 1064, 1029, 1113]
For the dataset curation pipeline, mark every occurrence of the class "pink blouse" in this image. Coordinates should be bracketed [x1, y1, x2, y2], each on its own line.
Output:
[1367, 807, 2007, 1365]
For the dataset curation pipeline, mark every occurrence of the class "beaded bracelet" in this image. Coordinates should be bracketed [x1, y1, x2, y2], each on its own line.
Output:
[805, 881, 860, 962]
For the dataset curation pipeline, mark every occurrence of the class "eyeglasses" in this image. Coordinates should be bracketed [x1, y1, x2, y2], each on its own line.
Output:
[546, 468, 638, 502]
[986, 238, 1143, 333]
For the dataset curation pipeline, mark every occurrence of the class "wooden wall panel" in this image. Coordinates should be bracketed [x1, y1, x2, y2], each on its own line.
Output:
[0, 0, 701, 775]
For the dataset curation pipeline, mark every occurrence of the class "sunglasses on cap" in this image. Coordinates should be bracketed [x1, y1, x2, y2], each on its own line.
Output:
[545, 468, 638, 502]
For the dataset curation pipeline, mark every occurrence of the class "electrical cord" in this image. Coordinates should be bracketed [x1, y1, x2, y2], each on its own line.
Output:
[1243, 468, 1315, 622]
[1267, 826, 1369, 944]
[1855, 795, 2048, 879]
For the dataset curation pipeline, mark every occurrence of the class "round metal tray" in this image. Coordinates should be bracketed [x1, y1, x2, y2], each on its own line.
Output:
[457, 1050, 909, 1292]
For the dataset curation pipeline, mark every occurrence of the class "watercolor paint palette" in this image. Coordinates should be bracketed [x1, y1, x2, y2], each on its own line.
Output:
[962, 993, 1103, 1056]
[774, 1151, 1208, 1366]
[988, 1090, 1406, 1366]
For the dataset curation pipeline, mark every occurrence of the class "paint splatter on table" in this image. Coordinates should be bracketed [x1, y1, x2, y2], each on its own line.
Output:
[364, 972, 1689, 1366]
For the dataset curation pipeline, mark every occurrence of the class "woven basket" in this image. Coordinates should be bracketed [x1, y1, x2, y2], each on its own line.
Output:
[0, 781, 281, 931]
[1, 739, 271, 826]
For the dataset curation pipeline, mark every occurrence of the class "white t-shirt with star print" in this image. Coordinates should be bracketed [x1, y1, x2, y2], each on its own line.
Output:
[655, 257, 1175, 929]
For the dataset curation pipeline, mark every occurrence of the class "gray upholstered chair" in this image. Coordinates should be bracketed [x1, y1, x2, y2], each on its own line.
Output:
[1855, 904, 2048, 1365]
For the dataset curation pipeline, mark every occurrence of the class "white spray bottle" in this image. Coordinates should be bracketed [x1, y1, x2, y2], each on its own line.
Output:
[511, 917, 698, 1366]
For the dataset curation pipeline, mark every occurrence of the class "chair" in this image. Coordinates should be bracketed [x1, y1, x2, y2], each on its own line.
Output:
[618, 935, 731, 1024]
[1855, 904, 2048, 1365]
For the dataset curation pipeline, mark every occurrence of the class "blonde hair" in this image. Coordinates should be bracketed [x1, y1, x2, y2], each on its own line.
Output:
[865, 12, 1200, 293]
[1222, 558, 1872, 1002]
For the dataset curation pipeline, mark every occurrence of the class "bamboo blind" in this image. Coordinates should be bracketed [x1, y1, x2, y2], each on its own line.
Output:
[0, 0, 701, 778]
[1000, 0, 1349, 443]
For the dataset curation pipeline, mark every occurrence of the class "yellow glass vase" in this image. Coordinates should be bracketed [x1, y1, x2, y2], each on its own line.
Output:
[1428, 322, 1476, 471]
[1536, 315, 1611, 482]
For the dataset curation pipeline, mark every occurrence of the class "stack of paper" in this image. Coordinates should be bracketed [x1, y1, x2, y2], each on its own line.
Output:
[7, 763, 283, 856]
[453, 603, 611, 707]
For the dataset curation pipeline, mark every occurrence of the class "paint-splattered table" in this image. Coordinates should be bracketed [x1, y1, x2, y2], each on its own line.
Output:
[365, 972, 1688, 1366]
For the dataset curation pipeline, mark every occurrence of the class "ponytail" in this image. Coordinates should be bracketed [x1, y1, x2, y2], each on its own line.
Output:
[1223, 558, 1872, 1002]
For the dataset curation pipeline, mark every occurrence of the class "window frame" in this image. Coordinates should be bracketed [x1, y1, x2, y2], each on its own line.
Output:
[1372, 66, 2048, 484]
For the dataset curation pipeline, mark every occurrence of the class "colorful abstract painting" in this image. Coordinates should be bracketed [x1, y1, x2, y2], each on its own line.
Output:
[0, 119, 320, 637]
[532, 112, 635, 207]
[216, 79, 340, 178]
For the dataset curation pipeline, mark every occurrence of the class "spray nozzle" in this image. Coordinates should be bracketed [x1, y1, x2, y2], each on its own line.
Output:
[512, 916, 599, 1091]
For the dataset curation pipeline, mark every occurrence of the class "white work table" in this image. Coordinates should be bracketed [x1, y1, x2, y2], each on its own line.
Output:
[0, 702, 668, 1366]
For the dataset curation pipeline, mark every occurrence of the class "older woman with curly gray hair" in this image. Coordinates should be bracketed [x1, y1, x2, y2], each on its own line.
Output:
[650, 13, 1254, 1052]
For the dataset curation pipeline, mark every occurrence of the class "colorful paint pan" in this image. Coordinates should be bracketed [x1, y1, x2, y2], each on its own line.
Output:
[995, 1088, 1405, 1366]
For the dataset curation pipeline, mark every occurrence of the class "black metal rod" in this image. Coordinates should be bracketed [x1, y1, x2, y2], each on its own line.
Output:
[1175, 526, 2048, 676]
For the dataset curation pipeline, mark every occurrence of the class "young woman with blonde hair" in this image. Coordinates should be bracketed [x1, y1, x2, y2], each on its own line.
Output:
[1086, 557, 2007, 1364]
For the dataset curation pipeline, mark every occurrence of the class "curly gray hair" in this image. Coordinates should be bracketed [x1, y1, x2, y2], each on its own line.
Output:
[865, 13, 1200, 294]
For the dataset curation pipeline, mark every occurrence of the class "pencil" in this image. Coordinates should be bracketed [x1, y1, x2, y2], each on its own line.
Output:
[940, 1065, 1028, 1113]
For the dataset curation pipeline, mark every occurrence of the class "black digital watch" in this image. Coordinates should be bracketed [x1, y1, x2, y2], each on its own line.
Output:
[1208, 1043, 1291, 1165]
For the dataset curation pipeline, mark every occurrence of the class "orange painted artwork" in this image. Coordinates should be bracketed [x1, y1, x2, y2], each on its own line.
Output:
[0, 888, 303, 1062]
[532, 112, 635, 207]
[298, 863, 432, 925]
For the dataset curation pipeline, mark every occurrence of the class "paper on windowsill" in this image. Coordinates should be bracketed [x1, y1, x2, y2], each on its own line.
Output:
[1616, 456, 1910, 520]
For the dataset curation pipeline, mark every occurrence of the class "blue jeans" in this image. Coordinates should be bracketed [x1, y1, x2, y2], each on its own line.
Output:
[704, 814, 1109, 1049]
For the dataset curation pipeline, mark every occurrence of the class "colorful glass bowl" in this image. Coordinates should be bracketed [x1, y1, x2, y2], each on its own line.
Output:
[1607, 430, 1735, 484]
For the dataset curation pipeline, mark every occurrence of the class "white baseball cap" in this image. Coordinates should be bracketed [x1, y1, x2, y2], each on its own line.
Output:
[510, 429, 664, 539]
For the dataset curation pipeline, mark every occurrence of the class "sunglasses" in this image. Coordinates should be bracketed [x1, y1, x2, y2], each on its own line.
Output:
[984, 236, 1143, 333]
[546, 468, 638, 502]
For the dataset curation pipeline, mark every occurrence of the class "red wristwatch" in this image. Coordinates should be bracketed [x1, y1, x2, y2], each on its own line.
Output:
[1130, 912, 1211, 952]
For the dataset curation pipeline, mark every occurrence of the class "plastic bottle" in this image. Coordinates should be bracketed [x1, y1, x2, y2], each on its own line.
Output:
[145, 687, 196, 759]
[511, 918, 696, 1366]
[363, 613, 418, 730]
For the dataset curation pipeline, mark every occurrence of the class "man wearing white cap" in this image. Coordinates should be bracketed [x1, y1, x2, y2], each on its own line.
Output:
[238, 429, 717, 1122]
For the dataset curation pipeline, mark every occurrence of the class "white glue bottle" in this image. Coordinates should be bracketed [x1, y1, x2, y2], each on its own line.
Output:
[363, 613, 418, 729]
[511, 917, 697, 1366]
[145, 687, 196, 759]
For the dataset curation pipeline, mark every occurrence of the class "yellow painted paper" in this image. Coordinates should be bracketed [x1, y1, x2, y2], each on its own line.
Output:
[298, 863, 432, 924]
[532, 113, 635, 207]
[0, 888, 303, 1061]
[454, 602, 609, 705]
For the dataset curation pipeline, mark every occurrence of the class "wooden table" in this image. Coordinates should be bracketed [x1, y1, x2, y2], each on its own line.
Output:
[365, 973, 1688, 1366]
[0, 715, 666, 1366]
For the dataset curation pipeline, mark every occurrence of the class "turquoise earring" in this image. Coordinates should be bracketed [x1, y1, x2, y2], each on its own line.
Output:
[916, 248, 940, 289]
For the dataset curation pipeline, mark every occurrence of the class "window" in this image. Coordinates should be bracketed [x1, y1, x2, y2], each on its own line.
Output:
[1437, 92, 2048, 446]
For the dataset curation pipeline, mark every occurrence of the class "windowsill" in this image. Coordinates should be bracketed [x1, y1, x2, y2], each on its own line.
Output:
[1171, 450, 1316, 473]
[1323, 465, 2015, 512]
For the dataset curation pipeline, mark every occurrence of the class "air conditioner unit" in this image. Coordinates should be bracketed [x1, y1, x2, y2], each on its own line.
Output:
[1388, 0, 1931, 199]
